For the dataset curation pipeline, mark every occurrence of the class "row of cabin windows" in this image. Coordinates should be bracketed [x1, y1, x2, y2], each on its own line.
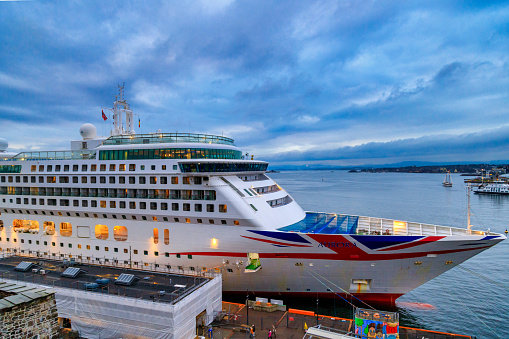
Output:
[1, 244, 194, 262]
[1, 212, 238, 226]
[1, 187, 216, 200]
[30, 164, 178, 173]
[1, 176, 203, 185]
[5, 197, 225, 213]
[7, 220, 128, 240]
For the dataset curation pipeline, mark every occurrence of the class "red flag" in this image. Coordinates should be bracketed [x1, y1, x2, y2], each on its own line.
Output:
[102, 110, 107, 121]
[138, 118, 140, 128]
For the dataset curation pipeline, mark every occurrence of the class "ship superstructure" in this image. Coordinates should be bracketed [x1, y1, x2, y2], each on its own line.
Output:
[0, 86, 505, 305]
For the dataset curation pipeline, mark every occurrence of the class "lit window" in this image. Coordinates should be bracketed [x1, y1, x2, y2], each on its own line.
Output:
[95, 224, 109, 240]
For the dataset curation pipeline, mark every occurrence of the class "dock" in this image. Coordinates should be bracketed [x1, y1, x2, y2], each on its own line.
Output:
[209, 302, 474, 339]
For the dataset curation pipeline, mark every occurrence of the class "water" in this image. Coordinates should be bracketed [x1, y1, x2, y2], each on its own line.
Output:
[268, 170, 509, 338]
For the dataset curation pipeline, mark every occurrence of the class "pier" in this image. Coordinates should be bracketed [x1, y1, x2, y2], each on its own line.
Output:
[209, 302, 474, 339]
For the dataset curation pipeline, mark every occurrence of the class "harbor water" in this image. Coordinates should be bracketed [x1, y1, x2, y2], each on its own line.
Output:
[268, 170, 509, 338]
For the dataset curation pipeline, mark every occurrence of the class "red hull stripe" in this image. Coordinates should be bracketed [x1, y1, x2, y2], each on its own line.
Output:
[175, 244, 492, 261]
[225, 290, 403, 306]
[240, 235, 313, 247]
[378, 236, 446, 251]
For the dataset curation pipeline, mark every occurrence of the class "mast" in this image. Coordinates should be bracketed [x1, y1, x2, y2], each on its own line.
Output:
[467, 184, 472, 234]
[111, 83, 135, 136]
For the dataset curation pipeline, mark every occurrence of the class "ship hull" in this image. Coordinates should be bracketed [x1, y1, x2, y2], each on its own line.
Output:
[0, 212, 503, 306]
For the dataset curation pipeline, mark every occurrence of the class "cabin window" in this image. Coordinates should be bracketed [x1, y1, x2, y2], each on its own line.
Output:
[91, 164, 97, 171]
[95, 224, 109, 240]
[160, 177, 167, 184]
[183, 177, 190, 185]
[139, 177, 146, 184]
[109, 164, 116, 171]
[150, 176, 157, 184]
[195, 204, 202, 212]
[207, 204, 214, 212]
[100, 164, 106, 171]
[60, 222, 72, 237]
[183, 203, 190, 211]
[153, 228, 159, 244]
[31, 165, 36, 172]
[119, 164, 126, 171]
[171, 177, 178, 184]
[129, 164, 136, 171]
[112, 226, 127, 241]
[172, 203, 179, 211]
[219, 204, 227, 213]
[73, 165, 79, 172]
[164, 229, 169, 245]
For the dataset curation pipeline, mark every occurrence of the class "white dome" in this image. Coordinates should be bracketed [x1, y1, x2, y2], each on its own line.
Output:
[0, 138, 7, 152]
[79, 123, 97, 140]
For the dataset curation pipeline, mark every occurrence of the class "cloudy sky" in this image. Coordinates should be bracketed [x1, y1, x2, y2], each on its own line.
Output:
[1, 1, 508, 167]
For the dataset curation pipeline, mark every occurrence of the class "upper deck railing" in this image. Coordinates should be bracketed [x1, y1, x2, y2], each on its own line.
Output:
[3, 150, 97, 161]
[102, 133, 235, 146]
[279, 211, 494, 237]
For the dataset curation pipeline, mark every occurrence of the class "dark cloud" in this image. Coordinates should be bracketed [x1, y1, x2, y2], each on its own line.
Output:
[0, 1, 508, 166]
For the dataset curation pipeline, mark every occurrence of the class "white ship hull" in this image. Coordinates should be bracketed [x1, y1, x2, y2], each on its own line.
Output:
[0, 212, 503, 305]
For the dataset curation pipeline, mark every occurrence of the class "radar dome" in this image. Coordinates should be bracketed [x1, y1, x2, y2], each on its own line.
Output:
[0, 138, 7, 152]
[79, 123, 97, 140]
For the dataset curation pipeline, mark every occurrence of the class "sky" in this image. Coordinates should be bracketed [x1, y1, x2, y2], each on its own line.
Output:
[0, 1, 508, 168]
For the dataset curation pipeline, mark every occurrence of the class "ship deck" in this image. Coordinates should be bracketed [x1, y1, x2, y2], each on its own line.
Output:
[0, 255, 209, 304]
[278, 211, 494, 237]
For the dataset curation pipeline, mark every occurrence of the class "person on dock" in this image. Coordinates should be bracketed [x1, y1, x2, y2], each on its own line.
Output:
[272, 325, 277, 338]
[268, 330, 272, 339]
[249, 326, 254, 338]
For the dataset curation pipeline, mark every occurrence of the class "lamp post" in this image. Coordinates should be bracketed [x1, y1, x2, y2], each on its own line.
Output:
[316, 297, 319, 325]
[246, 290, 249, 325]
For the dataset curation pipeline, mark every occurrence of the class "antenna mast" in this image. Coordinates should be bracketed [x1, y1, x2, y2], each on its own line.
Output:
[111, 83, 135, 136]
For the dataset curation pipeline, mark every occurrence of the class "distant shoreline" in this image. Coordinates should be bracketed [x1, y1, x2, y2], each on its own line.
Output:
[269, 163, 509, 174]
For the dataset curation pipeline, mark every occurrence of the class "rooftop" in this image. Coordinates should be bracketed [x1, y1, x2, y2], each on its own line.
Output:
[0, 256, 210, 305]
[0, 280, 55, 311]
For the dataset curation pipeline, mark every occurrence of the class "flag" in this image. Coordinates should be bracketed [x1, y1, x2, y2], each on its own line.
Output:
[102, 110, 107, 121]
[138, 118, 140, 128]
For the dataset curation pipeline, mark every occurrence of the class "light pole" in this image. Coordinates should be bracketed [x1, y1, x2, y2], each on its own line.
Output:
[246, 290, 249, 325]
[316, 297, 319, 325]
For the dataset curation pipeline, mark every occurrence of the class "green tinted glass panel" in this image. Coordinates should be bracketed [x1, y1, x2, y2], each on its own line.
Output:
[0, 165, 21, 173]
[99, 148, 242, 160]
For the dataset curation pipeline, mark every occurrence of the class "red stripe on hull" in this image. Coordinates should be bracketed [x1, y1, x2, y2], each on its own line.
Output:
[172, 244, 493, 261]
[224, 291, 403, 307]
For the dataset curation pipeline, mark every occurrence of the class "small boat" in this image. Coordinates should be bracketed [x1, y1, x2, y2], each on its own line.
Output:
[443, 171, 452, 187]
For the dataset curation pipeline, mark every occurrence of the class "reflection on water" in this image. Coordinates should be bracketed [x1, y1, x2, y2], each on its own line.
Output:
[269, 170, 509, 338]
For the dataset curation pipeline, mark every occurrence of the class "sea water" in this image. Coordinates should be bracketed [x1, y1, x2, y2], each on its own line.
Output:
[268, 170, 509, 338]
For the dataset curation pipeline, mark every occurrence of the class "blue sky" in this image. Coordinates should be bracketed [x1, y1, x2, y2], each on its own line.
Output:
[1, 1, 508, 167]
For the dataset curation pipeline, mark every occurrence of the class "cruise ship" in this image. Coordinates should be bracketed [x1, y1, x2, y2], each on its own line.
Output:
[0, 86, 505, 305]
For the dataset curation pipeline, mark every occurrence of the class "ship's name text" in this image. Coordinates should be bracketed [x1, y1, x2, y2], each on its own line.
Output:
[318, 242, 357, 248]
